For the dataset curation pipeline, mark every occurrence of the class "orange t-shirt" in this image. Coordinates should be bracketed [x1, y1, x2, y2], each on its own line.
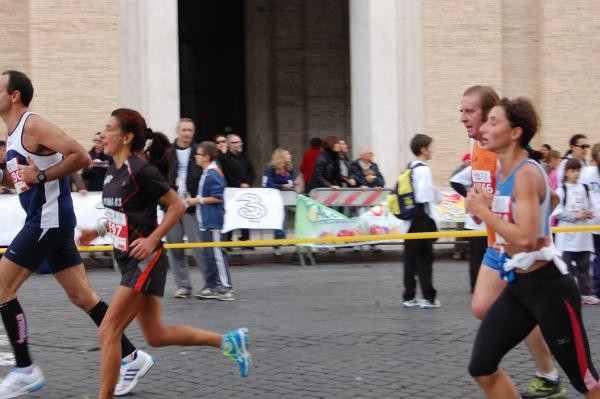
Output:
[471, 142, 497, 246]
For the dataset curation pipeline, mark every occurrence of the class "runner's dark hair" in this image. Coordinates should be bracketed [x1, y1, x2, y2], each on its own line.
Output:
[496, 97, 538, 148]
[111, 108, 171, 179]
[2, 70, 34, 107]
[145, 130, 172, 180]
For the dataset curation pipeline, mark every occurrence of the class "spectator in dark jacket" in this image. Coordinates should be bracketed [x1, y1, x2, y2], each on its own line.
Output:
[337, 139, 356, 187]
[220, 133, 256, 243]
[349, 147, 385, 188]
[313, 135, 343, 189]
[82, 132, 113, 191]
[220, 134, 256, 189]
[299, 137, 322, 193]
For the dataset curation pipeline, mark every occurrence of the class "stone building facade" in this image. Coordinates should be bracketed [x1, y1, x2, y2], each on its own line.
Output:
[1, 0, 599, 186]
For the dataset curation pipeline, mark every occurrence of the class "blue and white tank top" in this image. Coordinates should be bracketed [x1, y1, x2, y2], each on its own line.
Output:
[492, 159, 551, 245]
[6, 112, 76, 228]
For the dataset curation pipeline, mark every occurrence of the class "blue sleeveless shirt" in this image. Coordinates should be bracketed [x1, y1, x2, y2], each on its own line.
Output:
[492, 159, 551, 246]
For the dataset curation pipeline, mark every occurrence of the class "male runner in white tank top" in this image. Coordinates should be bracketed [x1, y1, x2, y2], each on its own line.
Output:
[0, 70, 154, 398]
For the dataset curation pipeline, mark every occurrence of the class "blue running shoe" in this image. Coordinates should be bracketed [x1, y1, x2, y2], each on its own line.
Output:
[221, 327, 251, 377]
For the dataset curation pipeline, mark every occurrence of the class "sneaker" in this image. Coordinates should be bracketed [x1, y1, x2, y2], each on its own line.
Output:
[216, 288, 235, 301]
[0, 364, 46, 398]
[173, 288, 191, 298]
[402, 298, 421, 308]
[114, 349, 156, 396]
[582, 295, 600, 305]
[222, 328, 251, 377]
[521, 376, 566, 399]
[195, 287, 220, 300]
[420, 299, 442, 309]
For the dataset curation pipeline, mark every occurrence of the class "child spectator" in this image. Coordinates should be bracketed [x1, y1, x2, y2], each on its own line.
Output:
[187, 141, 235, 301]
[553, 158, 598, 304]
[402, 134, 441, 309]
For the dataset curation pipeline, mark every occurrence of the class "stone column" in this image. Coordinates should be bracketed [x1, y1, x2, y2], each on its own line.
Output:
[350, 0, 423, 186]
[118, 0, 180, 139]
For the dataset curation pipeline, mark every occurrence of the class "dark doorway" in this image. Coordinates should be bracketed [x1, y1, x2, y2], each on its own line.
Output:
[178, 0, 246, 142]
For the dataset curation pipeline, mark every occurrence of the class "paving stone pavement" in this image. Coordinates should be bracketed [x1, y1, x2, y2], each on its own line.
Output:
[3, 259, 600, 399]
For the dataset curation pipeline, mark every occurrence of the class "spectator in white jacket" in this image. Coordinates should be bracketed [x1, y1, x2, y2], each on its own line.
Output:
[552, 158, 598, 304]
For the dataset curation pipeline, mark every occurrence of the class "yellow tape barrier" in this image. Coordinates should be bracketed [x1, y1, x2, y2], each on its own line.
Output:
[0, 225, 598, 254]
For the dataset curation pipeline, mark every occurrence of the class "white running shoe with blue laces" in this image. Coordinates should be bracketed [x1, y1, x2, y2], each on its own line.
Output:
[114, 349, 155, 396]
[0, 364, 46, 399]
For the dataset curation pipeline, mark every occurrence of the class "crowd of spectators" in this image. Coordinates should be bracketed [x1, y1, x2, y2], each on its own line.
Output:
[3, 118, 597, 302]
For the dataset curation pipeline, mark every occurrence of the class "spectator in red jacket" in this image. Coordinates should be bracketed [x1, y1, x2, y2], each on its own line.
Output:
[300, 137, 322, 193]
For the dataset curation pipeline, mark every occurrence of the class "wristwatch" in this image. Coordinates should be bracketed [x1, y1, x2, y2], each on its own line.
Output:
[36, 169, 47, 184]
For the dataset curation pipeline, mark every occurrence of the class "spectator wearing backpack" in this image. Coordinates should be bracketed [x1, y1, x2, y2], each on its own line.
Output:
[552, 158, 598, 305]
[401, 134, 441, 309]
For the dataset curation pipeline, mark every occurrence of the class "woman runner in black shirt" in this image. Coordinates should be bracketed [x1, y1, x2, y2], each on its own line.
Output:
[79, 109, 250, 399]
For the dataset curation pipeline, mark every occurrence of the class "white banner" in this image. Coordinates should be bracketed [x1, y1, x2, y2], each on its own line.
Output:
[222, 188, 284, 233]
[0, 192, 113, 246]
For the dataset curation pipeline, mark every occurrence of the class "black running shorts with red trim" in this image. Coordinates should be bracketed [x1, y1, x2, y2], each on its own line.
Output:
[469, 263, 599, 393]
[4, 226, 82, 273]
[114, 246, 167, 297]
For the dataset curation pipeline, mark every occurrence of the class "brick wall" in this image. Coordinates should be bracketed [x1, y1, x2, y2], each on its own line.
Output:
[3, 0, 599, 187]
[424, 0, 600, 184]
[0, 0, 119, 151]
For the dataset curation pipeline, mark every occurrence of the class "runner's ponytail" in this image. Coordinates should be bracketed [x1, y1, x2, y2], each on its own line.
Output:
[144, 129, 171, 180]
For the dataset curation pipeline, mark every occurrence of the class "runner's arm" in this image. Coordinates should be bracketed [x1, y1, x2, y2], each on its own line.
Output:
[151, 190, 186, 243]
[19, 116, 91, 183]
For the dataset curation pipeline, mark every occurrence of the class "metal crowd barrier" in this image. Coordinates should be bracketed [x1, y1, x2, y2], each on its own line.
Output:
[308, 187, 392, 207]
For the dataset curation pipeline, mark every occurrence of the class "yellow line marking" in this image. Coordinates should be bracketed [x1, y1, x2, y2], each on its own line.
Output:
[1, 225, 598, 253]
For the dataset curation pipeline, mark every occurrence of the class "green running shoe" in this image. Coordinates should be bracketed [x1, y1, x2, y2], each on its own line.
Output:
[521, 376, 566, 399]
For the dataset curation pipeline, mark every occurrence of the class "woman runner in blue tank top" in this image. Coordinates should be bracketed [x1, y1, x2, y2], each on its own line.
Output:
[466, 98, 600, 398]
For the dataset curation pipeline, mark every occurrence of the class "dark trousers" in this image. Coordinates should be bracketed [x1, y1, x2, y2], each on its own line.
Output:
[563, 250, 593, 295]
[468, 236, 487, 293]
[224, 229, 250, 243]
[403, 238, 436, 302]
[593, 234, 600, 296]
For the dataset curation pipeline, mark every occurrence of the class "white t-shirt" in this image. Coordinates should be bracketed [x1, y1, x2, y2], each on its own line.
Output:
[175, 146, 192, 197]
[552, 182, 594, 252]
[579, 165, 600, 234]
[410, 160, 440, 223]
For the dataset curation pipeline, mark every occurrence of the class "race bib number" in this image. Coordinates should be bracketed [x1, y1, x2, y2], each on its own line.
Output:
[491, 195, 512, 245]
[472, 169, 495, 194]
[6, 158, 31, 194]
[106, 209, 129, 251]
